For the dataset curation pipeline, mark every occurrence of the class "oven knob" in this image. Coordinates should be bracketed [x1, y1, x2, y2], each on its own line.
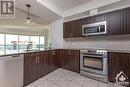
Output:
[98, 52, 101, 54]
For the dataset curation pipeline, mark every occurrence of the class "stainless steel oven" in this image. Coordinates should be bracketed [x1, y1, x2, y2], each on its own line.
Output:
[82, 21, 107, 36]
[80, 49, 108, 82]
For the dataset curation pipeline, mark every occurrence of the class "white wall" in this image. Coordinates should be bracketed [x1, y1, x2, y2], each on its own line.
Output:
[63, 35, 130, 50]
[50, 18, 63, 48]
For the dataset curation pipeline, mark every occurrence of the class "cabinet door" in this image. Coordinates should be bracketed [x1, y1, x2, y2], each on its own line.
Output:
[81, 16, 94, 25]
[63, 21, 74, 38]
[29, 53, 37, 81]
[72, 50, 80, 73]
[124, 7, 130, 34]
[94, 13, 106, 22]
[24, 54, 31, 85]
[45, 51, 52, 73]
[108, 52, 130, 82]
[36, 52, 44, 78]
[49, 50, 58, 71]
[59, 50, 80, 73]
[40, 52, 47, 76]
[59, 50, 69, 69]
[73, 20, 82, 37]
[107, 10, 124, 35]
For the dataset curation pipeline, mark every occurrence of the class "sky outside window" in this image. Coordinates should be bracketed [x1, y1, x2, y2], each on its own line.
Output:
[40, 36, 45, 50]
[0, 34, 5, 55]
[19, 35, 29, 52]
[30, 36, 40, 50]
[6, 34, 18, 54]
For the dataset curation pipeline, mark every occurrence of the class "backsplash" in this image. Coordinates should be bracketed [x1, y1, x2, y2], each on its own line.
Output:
[63, 35, 130, 50]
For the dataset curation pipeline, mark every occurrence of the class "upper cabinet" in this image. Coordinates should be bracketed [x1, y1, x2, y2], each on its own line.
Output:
[81, 16, 94, 25]
[106, 9, 124, 35]
[94, 13, 106, 22]
[63, 7, 130, 38]
[63, 21, 74, 38]
[124, 7, 130, 34]
[63, 20, 82, 38]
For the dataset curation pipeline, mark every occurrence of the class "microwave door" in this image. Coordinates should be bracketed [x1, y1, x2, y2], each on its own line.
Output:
[83, 26, 99, 35]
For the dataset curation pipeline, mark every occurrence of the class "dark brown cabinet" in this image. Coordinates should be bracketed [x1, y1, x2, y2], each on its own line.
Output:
[24, 53, 31, 85]
[81, 16, 94, 25]
[24, 51, 59, 86]
[106, 9, 124, 35]
[63, 21, 74, 38]
[94, 13, 106, 22]
[49, 50, 59, 71]
[63, 19, 82, 38]
[63, 7, 130, 38]
[124, 7, 130, 34]
[59, 50, 80, 73]
[108, 52, 130, 84]
[24, 52, 41, 86]
[63, 13, 107, 38]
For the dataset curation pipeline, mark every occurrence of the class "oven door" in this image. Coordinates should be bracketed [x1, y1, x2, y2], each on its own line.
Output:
[80, 53, 108, 75]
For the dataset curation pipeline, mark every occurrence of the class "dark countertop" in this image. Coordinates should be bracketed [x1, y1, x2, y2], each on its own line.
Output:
[0, 48, 130, 57]
[0, 49, 55, 57]
[107, 50, 130, 53]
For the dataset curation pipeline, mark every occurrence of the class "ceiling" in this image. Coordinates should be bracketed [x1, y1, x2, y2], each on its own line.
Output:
[48, 0, 93, 11]
[0, 0, 61, 29]
[0, 0, 123, 27]
[15, 0, 61, 25]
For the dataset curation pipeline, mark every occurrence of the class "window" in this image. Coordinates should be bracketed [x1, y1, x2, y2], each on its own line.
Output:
[30, 36, 40, 50]
[19, 35, 29, 52]
[6, 34, 18, 54]
[40, 36, 45, 50]
[0, 33, 45, 55]
[0, 34, 5, 55]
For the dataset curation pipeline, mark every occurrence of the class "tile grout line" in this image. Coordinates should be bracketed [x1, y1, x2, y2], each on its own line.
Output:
[81, 79, 87, 87]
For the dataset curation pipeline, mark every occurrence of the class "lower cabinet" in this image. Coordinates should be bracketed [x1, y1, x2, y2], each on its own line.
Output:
[24, 51, 58, 86]
[24, 49, 80, 86]
[59, 50, 80, 73]
[45, 50, 59, 73]
[108, 52, 130, 84]
[24, 52, 41, 86]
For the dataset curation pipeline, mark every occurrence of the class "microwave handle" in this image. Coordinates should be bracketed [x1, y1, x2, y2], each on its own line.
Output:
[99, 25, 101, 32]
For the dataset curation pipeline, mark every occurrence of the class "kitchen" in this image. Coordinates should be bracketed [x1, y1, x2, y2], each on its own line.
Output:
[0, 0, 130, 87]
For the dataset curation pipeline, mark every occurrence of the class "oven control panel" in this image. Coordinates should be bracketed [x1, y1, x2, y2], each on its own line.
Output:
[80, 49, 107, 55]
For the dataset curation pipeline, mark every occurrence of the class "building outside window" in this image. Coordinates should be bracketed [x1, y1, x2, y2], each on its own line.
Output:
[30, 36, 40, 50]
[0, 33, 45, 55]
[0, 34, 5, 55]
[19, 35, 30, 52]
[6, 34, 18, 54]
[40, 36, 45, 50]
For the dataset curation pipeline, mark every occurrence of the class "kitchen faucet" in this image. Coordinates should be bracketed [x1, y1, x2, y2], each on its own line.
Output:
[27, 42, 32, 51]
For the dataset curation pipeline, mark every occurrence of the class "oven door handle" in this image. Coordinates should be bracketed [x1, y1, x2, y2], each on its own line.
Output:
[83, 54, 105, 58]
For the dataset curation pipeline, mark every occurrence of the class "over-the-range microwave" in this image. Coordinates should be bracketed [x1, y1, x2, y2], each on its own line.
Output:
[82, 21, 107, 36]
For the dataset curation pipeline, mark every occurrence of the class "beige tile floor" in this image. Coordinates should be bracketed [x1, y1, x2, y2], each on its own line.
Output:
[26, 68, 125, 87]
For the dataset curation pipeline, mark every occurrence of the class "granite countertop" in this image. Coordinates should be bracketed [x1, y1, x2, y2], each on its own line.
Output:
[0, 49, 55, 57]
[1, 48, 130, 57]
[107, 50, 130, 53]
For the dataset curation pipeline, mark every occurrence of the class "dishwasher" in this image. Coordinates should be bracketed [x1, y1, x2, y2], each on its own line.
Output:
[0, 54, 23, 87]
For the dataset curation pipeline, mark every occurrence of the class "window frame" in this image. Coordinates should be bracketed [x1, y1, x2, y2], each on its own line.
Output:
[0, 33, 45, 55]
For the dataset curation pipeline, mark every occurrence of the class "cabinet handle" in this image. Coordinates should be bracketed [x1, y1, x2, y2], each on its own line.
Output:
[51, 51, 55, 55]
[12, 54, 20, 58]
[36, 57, 38, 64]
[38, 57, 40, 63]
